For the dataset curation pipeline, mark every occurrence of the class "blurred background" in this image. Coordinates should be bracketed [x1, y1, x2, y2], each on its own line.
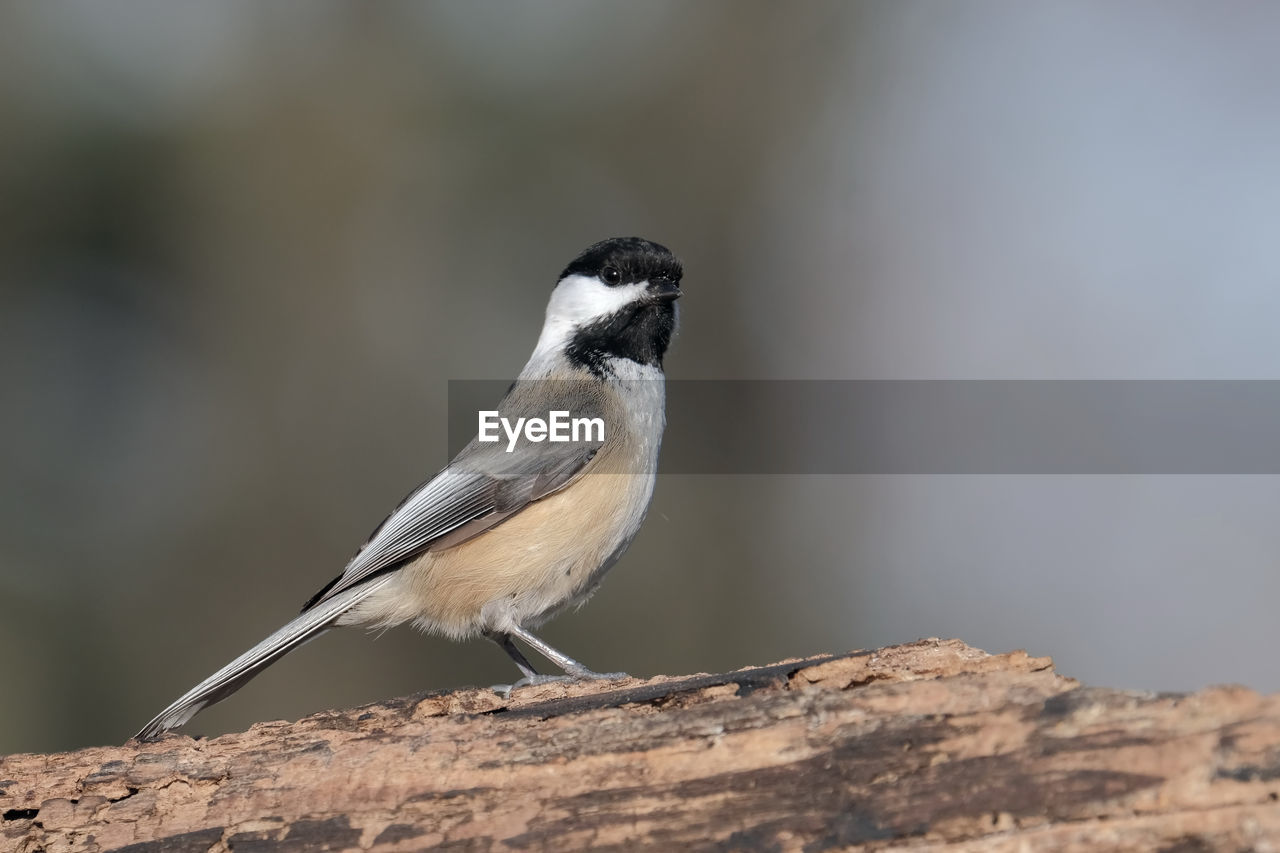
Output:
[4, 1, 1280, 755]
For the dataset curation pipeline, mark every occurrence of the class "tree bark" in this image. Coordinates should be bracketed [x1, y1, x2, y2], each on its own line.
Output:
[3, 639, 1278, 851]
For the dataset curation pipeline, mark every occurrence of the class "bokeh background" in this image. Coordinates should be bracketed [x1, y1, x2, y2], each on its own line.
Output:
[4, 1, 1280, 755]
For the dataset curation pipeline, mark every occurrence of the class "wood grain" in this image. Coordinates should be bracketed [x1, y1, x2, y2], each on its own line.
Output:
[3, 639, 1278, 851]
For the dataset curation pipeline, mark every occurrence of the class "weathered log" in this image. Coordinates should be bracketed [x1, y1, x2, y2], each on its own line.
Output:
[3, 639, 1278, 851]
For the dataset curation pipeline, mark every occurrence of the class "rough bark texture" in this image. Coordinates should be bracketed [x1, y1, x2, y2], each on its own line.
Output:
[3, 639, 1278, 852]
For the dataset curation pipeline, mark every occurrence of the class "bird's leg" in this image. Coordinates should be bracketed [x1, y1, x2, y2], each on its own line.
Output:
[488, 625, 628, 697]
[486, 630, 561, 697]
[508, 624, 626, 679]
[485, 630, 540, 680]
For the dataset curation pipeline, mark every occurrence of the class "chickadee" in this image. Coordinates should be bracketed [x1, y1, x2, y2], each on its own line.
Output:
[136, 237, 683, 740]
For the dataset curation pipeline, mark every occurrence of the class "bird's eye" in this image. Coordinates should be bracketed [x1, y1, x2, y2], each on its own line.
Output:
[601, 266, 622, 286]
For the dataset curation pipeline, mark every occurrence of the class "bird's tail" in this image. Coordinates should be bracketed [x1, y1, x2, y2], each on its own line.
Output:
[134, 577, 391, 740]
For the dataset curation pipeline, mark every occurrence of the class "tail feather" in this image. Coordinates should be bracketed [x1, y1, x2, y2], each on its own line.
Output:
[134, 578, 391, 740]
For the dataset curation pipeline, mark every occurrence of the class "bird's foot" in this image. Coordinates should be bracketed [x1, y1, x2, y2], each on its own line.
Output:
[491, 670, 629, 699]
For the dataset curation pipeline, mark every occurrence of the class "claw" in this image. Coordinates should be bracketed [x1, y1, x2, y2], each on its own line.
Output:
[491, 670, 629, 699]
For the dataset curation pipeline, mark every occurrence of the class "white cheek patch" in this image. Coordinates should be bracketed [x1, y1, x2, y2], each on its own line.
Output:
[531, 274, 648, 359]
[550, 274, 647, 322]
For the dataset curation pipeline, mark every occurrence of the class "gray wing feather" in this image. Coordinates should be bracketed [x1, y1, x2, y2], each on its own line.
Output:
[137, 379, 605, 739]
[302, 378, 607, 609]
[302, 435, 600, 611]
[138, 443, 592, 739]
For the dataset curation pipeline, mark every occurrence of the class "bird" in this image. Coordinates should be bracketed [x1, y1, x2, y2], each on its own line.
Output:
[136, 236, 683, 740]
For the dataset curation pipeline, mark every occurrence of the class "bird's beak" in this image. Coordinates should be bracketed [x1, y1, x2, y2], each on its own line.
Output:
[647, 280, 683, 302]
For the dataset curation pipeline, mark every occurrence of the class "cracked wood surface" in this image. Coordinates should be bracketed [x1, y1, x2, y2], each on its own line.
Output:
[3, 639, 1279, 851]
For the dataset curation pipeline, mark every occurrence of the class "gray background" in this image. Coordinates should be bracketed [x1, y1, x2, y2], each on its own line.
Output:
[3, 1, 1278, 754]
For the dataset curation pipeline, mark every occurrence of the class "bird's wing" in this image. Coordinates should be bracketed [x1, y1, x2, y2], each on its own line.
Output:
[302, 392, 605, 611]
[139, 385, 605, 739]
